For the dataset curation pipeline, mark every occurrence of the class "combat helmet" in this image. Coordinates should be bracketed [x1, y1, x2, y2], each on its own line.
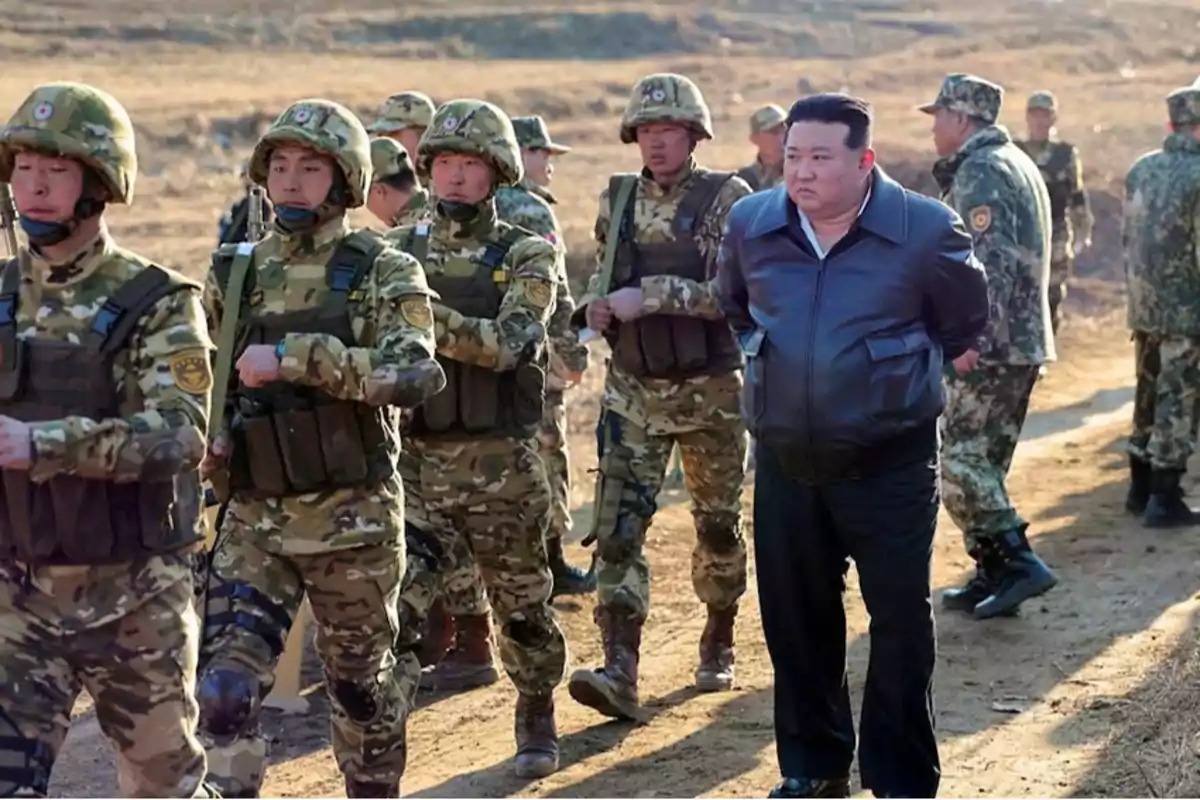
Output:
[620, 73, 714, 144]
[416, 100, 523, 187]
[247, 99, 372, 208]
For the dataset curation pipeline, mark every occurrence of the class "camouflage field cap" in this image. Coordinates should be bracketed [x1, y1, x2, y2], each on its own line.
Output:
[1027, 91, 1058, 111]
[248, 99, 373, 208]
[918, 73, 1004, 124]
[511, 115, 571, 154]
[367, 91, 436, 134]
[620, 73, 714, 144]
[1167, 87, 1200, 126]
[416, 99, 523, 186]
[0, 82, 138, 204]
[749, 104, 787, 135]
[370, 136, 417, 184]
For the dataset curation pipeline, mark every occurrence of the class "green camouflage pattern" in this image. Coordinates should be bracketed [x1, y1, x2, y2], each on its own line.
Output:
[0, 554, 208, 797]
[511, 115, 571, 153]
[1026, 90, 1057, 111]
[620, 73, 714, 144]
[748, 103, 787, 134]
[370, 135, 416, 183]
[919, 73, 1005, 124]
[204, 216, 437, 554]
[1122, 131, 1200, 335]
[941, 364, 1040, 550]
[392, 187, 431, 228]
[933, 124, 1056, 365]
[199, 538, 417, 795]
[415, 100, 523, 187]
[1168, 87, 1200, 126]
[1128, 333, 1200, 470]
[735, 158, 784, 192]
[248, 99, 373, 208]
[367, 91, 436, 134]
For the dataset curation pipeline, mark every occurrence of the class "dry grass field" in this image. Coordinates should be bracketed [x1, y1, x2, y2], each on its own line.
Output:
[8, 0, 1200, 796]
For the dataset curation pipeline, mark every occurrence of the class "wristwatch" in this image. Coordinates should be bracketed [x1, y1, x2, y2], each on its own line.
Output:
[275, 339, 286, 361]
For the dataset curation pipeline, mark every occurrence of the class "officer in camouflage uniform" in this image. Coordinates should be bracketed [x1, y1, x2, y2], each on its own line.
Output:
[198, 99, 444, 798]
[1015, 91, 1093, 335]
[387, 100, 568, 779]
[735, 103, 786, 192]
[367, 91, 436, 162]
[1121, 86, 1200, 528]
[567, 73, 751, 721]
[0, 82, 214, 798]
[366, 137, 430, 229]
[921, 73, 1059, 620]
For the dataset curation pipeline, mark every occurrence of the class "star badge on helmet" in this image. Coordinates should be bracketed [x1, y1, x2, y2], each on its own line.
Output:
[32, 102, 54, 122]
[650, 88, 667, 102]
[293, 105, 313, 124]
[442, 115, 460, 132]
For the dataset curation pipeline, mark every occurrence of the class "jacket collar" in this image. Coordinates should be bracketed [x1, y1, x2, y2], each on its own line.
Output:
[745, 165, 907, 245]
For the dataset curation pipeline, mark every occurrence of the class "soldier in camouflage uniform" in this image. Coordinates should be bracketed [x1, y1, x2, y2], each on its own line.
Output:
[387, 100, 568, 778]
[735, 103, 786, 192]
[0, 82, 214, 797]
[567, 73, 752, 721]
[367, 91, 436, 161]
[921, 73, 1059, 620]
[366, 137, 430, 228]
[198, 99, 444, 798]
[1015, 91, 1093, 335]
[1121, 86, 1200, 528]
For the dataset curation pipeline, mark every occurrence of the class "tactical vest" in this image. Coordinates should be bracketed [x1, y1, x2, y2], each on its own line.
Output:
[735, 164, 761, 192]
[398, 223, 546, 440]
[0, 258, 203, 566]
[607, 170, 743, 379]
[212, 231, 396, 501]
[1020, 142, 1072, 226]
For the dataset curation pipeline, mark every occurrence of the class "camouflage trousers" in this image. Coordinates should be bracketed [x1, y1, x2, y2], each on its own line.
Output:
[1048, 254, 1072, 335]
[0, 554, 209, 798]
[590, 408, 748, 623]
[1128, 332, 1200, 470]
[397, 436, 567, 696]
[941, 363, 1040, 553]
[198, 532, 417, 796]
[441, 394, 572, 616]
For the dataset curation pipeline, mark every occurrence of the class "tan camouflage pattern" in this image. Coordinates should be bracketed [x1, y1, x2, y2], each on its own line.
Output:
[204, 216, 437, 554]
[367, 91, 436, 134]
[620, 73, 715, 144]
[200, 537, 418, 795]
[919, 73, 1005, 124]
[392, 187, 432, 228]
[748, 103, 787, 135]
[735, 157, 784, 192]
[1168, 87, 1200, 126]
[0, 554, 208, 797]
[511, 115, 571, 153]
[1128, 333, 1200, 470]
[1122, 130, 1200, 335]
[370, 135, 417, 183]
[248, 99, 373, 208]
[415, 99, 523, 187]
[0, 82, 138, 203]
[1026, 90, 1057, 111]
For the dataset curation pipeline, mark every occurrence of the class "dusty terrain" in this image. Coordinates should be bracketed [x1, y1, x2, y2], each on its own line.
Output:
[9, 0, 1200, 796]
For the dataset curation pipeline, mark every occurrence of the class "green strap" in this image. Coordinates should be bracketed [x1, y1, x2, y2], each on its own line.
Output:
[210, 242, 254, 437]
[596, 175, 637, 296]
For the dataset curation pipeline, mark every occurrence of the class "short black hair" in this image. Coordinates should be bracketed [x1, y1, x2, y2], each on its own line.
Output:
[785, 93, 874, 150]
[379, 167, 418, 193]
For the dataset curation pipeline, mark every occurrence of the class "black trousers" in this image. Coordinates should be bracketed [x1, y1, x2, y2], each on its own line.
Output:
[754, 436, 940, 798]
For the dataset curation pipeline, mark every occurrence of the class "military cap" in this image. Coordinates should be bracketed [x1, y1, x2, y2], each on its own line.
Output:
[1026, 91, 1057, 111]
[370, 136, 415, 182]
[1167, 87, 1200, 126]
[749, 104, 787, 135]
[367, 91, 435, 134]
[918, 73, 1004, 124]
[511, 115, 571, 154]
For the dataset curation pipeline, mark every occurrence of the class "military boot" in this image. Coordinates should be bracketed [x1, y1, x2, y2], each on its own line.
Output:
[420, 613, 500, 692]
[548, 536, 597, 598]
[344, 778, 400, 798]
[941, 540, 1016, 616]
[973, 527, 1058, 619]
[567, 606, 642, 720]
[415, 596, 454, 668]
[513, 691, 559, 778]
[695, 603, 736, 692]
[1125, 456, 1152, 515]
[1142, 467, 1199, 528]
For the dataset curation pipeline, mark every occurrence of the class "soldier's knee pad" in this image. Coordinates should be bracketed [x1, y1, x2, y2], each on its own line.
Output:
[0, 709, 51, 798]
[197, 667, 261, 737]
[696, 512, 742, 555]
[503, 611, 555, 651]
[330, 679, 381, 725]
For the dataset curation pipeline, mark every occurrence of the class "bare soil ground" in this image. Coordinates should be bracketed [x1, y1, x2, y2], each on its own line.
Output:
[13, 0, 1200, 796]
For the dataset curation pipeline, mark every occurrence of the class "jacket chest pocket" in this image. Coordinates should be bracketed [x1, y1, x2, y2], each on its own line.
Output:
[741, 328, 767, 425]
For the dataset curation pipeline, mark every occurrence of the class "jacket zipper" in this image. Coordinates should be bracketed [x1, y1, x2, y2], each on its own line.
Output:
[805, 256, 826, 454]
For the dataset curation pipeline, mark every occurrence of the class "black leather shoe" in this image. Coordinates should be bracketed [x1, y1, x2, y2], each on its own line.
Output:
[768, 777, 851, 798]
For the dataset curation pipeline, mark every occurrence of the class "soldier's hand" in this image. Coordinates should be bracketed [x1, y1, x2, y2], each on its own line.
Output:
[607, 287, 647, 322]
[0, 415, 32, 470]
[586, 298, 614, 331]
[201, 430, 231, 479]
[237, 344, 282, 388]
[952, 348, 981, 375]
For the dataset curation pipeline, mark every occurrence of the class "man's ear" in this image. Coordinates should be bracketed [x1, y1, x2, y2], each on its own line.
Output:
[860, 147, 877, 171]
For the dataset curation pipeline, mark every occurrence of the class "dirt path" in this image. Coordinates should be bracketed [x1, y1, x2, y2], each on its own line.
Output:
[47, 313, 1200, 798]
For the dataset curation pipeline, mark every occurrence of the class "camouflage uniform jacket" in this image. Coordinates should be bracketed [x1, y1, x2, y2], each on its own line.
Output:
[1123, 132, 1200, 335]
[493, 180, 588, 382]
[205, 216, 437, 555]
[579, 159, 752, 435]
[735, 157, 784, 192]
[1015, 138, 1093, 260]
[393, 187, 431, 228]
[934, 125, 1056, 365]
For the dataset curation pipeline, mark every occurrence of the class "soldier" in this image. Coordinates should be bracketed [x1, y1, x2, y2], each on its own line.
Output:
[366, 136, 430, 228]
[735, 103, 787, 191]
[0, 81, 214, 797]
[567, 73, 752, 721]
[217, 161, 275, 245]
[1015, 91, 1093, 335]
[921, 73, 1058, 619]
[1121, 86, 1200, 528]
[197, 99, 444, 798]
[367, 91, 436, 160]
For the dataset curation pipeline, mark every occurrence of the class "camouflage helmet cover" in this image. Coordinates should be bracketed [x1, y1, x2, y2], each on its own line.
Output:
[620, 73, 714, 144]
[248, 99, 372, 208]
[0, 81, 138, 204]
[367, 91, 436, 134]
[416, 100, 523, 187]
[370, 136, 417, 184]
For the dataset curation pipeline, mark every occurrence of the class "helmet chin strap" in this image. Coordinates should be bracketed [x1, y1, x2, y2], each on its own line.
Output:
[20, 173, 107, 248]
[271, 171, 349, 235]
